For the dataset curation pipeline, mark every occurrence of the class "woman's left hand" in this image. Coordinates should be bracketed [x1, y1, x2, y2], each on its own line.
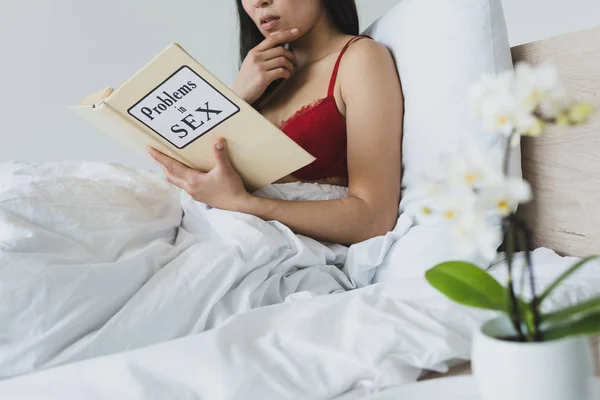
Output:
[148, 139, 250, 211]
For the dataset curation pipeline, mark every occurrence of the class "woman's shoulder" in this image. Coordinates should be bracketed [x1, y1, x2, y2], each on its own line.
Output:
[339, 37, 397, 81]
[335, 36, 402, 108]
[349, 36, 389, 54]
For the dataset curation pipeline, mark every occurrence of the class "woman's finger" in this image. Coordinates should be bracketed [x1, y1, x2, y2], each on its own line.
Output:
[148, 148, 201, 186]
[212, 139, 233, 171]
[265, 67, 292, 82]
[256, 28, 299, 52]
[260, 46, 297, 66]
[161, 166, 191, 192]
[263, 57, 295, 75]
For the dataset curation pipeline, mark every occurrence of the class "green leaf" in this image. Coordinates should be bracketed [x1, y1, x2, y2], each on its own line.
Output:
[426, 261, 507, 311]
[543, 310, 600, 341]
[537, 256, 598, 306]
[542, 296, 600, 325]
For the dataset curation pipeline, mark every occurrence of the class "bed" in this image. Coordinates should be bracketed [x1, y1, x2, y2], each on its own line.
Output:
[0, 8, 599, 400]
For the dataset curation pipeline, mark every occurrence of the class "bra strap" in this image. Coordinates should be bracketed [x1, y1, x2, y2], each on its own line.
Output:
[327, 34, 373, 97]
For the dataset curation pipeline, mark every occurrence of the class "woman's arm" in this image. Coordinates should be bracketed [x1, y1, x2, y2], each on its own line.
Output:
[240, 194, 390, 245]
[239, 40, 403, 245]
[149, 40, 403, 246]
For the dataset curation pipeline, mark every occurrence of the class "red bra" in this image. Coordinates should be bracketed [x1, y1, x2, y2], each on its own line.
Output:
[277, 35, 372, 181]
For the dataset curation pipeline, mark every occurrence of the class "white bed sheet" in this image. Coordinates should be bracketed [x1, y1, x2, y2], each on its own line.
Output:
[0, 162, 598, 399]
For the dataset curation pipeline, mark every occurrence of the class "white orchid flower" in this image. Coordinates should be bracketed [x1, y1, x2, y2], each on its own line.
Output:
[452, 211, 502, 261]
[422, 61, 596, 263]
[440, 144, 503, 189]
[538, 86, 569, 120]
[514, 63, 558, 108]
[470, 62, 581, 141]
[409, 199, 443, 225]
[479, 177, 533, 216]
[409, 182, 479, 225]
[478, 89, 521, 136]
[406, 176, 448, 225]
[514, 111, 545, 138]
[470, 70, 515, 118]
[517, 63, 570, 122]
[436, 187, 479, 224]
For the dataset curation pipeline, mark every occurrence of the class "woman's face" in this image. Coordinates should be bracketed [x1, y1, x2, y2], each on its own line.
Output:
[241, 0, 324, 37]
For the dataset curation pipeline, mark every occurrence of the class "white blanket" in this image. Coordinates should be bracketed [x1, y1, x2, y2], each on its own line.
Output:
[1, 162, 598, 399]
[0, 162, 408, 380]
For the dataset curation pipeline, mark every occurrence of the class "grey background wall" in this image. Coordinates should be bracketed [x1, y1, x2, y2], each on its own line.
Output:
[0, 0, 598, 171]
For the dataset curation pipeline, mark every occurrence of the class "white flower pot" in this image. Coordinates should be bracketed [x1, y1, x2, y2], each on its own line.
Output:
[472, 316, 595, 400]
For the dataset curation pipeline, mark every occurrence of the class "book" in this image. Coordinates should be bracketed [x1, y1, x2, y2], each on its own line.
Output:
[70, 43, 315, 191]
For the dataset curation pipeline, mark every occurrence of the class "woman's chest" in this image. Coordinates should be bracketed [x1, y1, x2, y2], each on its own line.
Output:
[261, 64, 334, 128]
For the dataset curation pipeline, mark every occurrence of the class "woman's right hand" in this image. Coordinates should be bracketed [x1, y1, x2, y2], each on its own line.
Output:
[231, 28, 299, 105]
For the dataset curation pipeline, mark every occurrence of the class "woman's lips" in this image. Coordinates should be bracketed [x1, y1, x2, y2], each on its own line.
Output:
[261, 17, 280, 31]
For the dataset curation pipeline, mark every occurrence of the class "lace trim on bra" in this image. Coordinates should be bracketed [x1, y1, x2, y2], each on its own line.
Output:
[277, 96, 332, 130]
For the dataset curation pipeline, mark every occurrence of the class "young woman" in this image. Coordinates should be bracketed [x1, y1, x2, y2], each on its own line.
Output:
[148, 0, 403, 245]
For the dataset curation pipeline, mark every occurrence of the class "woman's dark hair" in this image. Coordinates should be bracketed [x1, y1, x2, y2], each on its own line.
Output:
[235, 0, 359, 108]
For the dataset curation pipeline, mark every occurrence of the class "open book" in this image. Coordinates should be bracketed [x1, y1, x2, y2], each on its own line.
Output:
[70, 43, 315, 191]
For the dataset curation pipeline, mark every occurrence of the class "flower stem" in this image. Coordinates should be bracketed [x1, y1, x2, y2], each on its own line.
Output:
[503, 132, 516, 176]
[504, 217, 526, 341]
[515, 218, 541, 341]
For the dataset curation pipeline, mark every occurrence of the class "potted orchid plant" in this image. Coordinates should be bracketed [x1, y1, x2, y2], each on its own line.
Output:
[418, 63, 598, 400]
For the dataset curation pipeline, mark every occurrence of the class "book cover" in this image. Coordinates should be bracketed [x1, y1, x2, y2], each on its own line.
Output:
[70, 43, 315, 191]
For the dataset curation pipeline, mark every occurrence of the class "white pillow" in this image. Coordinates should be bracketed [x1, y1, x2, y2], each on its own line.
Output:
[362, 0, 521, 282]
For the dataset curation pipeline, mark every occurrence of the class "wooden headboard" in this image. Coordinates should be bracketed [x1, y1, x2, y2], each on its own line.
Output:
[511, 26, 600, 257]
